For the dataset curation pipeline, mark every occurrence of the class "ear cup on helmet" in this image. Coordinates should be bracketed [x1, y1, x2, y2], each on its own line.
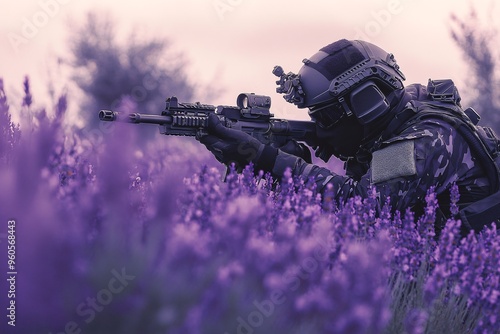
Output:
[349, 81, 390, 124]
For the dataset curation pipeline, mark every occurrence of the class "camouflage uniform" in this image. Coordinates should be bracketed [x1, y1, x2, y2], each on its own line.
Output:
[272, 83, 491, 230]
[200, 38, 500, 233]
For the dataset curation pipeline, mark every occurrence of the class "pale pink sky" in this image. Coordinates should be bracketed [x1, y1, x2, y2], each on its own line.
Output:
[0, 0, 498, 121]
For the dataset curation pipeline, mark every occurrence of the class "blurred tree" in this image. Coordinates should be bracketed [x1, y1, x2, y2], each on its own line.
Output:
[69, 11, 195, 138]
[450, 8, 500, 132]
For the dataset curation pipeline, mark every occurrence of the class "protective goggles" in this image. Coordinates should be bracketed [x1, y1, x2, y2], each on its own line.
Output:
[308, 99, 349, 129]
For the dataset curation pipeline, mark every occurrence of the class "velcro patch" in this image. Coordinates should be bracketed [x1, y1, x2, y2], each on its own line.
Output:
[371, 140, 417, 184]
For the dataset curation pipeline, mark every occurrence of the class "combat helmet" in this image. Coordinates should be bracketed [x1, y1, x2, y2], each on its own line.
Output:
[274, 39, 406, 127]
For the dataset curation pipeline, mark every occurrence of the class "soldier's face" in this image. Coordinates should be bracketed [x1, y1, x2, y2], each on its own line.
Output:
[315, 115, 364, 158]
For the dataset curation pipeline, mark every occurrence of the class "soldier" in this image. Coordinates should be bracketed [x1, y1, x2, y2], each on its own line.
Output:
[198, 39, 500, 235]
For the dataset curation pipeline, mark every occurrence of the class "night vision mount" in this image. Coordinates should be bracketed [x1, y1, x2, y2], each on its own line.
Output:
[272, 65, 305, 106]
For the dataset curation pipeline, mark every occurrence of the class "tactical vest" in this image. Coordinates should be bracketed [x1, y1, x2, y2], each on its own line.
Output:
[393, 79, 500, 233]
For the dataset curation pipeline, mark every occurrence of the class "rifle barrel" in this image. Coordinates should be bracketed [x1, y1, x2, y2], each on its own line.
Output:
[99, 110, 172, 125]
[128, 113, 172, 124]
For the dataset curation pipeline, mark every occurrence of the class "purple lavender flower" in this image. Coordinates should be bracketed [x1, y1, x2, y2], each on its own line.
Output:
[0, 78, 21, 163]
[449, 183, 460, 217]
[320, 237, 392, 334]
[416, 187, 437, 243]
[1, 78, 499, 334]
[404, 308, 428, 334]
[423, 218, 462, 304]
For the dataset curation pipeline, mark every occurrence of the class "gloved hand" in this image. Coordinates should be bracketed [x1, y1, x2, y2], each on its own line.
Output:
[274, 140, 312, 163]
[198, 113, 279, 172]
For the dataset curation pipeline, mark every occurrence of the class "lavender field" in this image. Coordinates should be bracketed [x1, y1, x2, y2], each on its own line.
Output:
[0, 75, 499, 334]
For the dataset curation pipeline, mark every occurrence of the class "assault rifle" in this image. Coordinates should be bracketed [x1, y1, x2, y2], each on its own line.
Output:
[99, 93, 319, 149]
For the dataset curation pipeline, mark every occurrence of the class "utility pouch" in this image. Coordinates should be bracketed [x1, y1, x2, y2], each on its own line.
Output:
[392, 80, 500, 233]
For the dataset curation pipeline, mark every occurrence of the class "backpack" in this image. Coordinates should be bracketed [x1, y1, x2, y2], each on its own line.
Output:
[404, 79, 500, 232]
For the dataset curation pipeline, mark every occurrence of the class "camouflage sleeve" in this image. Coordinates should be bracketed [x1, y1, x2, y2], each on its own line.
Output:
[273, 118, 481, 213]
[372, 118, 482, 212]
